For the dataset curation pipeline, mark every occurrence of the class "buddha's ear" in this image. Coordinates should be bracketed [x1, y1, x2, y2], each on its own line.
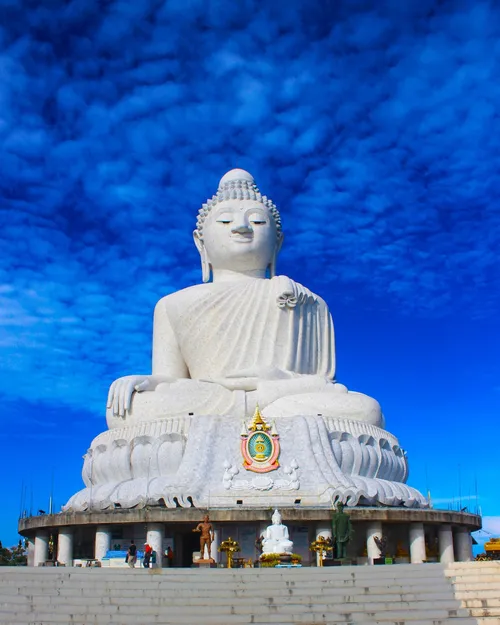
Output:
[193, 230, 211, 283]
[269, 232, 284, 278]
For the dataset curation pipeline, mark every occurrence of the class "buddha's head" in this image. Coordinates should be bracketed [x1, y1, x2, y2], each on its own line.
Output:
[271, 509, 282, 525]
[194, 169, 284, 282]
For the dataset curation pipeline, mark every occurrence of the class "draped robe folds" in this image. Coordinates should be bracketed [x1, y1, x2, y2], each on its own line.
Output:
[171, 276, 335, 381]
[121, 275, 381, 425]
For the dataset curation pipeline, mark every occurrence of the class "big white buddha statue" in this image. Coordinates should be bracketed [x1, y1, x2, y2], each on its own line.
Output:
[261, 509, 294, 555]
[106, 169, 382, 429]
[64, 168, 428, 512]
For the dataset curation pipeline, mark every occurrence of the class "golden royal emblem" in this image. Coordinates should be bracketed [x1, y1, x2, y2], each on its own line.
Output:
[240, 406, 280, 473]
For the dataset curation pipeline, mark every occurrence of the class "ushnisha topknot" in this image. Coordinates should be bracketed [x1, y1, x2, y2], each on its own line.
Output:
[196, 169, 282, 239]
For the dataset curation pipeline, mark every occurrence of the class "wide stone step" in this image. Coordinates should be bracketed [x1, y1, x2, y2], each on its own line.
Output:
[447, 562, 500, 569]
[2, 563, 447, 574]
[453, 581, 500, 594]
[446, 568, 500, 574]
[0, 567, 451, 581]
[0, 610, 477, 624]
[469, 608, 500, 617]
[448, 573, 500, 581]
[461, 598, 500, 608]
[1, 614, 482, 625]
[0, 579, 456, 592]
[0, 586, 457, 603]
[456, 590, 500, 600]
[0, 573, 454, 585]
[0, 591, 460, 605]
[0, 575, 452, 588]
[0, 568, 451, 580]
[0, 598, 466, 614]
[0, 572, 451, 582]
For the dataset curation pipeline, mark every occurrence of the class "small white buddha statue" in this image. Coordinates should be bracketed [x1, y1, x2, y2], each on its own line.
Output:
[105, 168, 382, 428]
[261, 509, 294, 555]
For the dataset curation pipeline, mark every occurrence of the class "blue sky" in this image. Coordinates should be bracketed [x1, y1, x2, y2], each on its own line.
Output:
[1, 0, 499, 548]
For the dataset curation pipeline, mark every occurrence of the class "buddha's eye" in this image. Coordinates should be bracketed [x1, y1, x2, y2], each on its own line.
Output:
[216, 213, 233, 224]
[249, 213, 267, 225]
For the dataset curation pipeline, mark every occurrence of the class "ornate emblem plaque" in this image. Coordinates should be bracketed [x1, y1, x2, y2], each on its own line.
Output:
[240, 406, 280, 473]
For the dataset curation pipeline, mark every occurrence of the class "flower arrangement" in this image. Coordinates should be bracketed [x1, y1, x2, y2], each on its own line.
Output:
[259, 553, 280, 567]
[475, 553, 492, 561]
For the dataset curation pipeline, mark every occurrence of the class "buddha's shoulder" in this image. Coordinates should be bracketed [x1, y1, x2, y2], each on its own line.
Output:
[154, 283, 216, 315]
[274, 276, 329, 310]
[154, 279, 330, 314]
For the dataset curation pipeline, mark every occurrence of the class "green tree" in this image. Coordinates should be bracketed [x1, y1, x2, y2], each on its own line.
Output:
[0, 540, 27, 566]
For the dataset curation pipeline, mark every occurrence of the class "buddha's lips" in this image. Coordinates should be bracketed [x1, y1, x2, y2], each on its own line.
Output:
[230, 235, 253, 242]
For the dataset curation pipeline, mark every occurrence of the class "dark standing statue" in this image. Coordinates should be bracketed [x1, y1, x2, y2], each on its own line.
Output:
[331, 501, 352, 559]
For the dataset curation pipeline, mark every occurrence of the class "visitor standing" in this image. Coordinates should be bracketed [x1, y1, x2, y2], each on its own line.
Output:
[166, 546, 174, 567]
[127, 540, 137, 568]
[143, 542, 152, 568]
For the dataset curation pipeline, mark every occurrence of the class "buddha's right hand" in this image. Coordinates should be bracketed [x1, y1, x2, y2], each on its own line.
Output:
[107, 375, 171, 417]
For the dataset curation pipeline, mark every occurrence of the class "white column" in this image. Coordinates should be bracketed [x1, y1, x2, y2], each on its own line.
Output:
[27, 537, 35, 567]
[438, 525, 455, 564]
[57, 529, 74, 566]
[34, 531, 49, 566]
[147, 523, 164, 568]
[211, 527, 220, 564]
[95, 525, 112, 561]
[454, 527, 473, 562]
[316, 524, 332, 566]
[366, 522, 383, 564]
[409, 522, 426, 564]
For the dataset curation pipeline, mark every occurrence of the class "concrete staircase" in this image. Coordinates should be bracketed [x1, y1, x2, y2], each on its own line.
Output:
[0, 563, 494, 625]
[446, 561, 500, 625]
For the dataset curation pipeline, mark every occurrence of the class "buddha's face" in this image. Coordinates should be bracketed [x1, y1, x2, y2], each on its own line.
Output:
[197, 199, 282, 274]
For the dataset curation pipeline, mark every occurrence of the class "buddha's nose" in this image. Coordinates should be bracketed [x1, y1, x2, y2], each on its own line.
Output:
[231, 223, 252, 234]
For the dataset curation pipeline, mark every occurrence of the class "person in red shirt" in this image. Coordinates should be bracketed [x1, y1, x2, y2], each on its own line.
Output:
[166, 546, 174, 567]
[143, 543, 153, 568]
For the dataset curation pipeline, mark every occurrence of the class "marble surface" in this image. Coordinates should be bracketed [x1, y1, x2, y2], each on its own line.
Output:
[105, 169, 382, 428]
[64, 169, 427, 513]
[63, 413, 427, 511]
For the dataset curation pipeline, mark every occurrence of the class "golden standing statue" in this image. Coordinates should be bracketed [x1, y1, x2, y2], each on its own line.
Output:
[193, 514, 215, 561]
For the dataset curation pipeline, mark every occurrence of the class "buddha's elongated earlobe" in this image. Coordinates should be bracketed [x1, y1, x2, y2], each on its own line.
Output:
[268, 254, 277, 278]
[200, 249, 211, 283]
[193, 230, 211, 283]
[269, 232, 284, 278]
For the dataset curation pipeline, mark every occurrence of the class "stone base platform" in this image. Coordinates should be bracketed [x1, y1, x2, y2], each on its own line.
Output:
[19, 506, 482, 530]
[19, 506, 480, 568]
